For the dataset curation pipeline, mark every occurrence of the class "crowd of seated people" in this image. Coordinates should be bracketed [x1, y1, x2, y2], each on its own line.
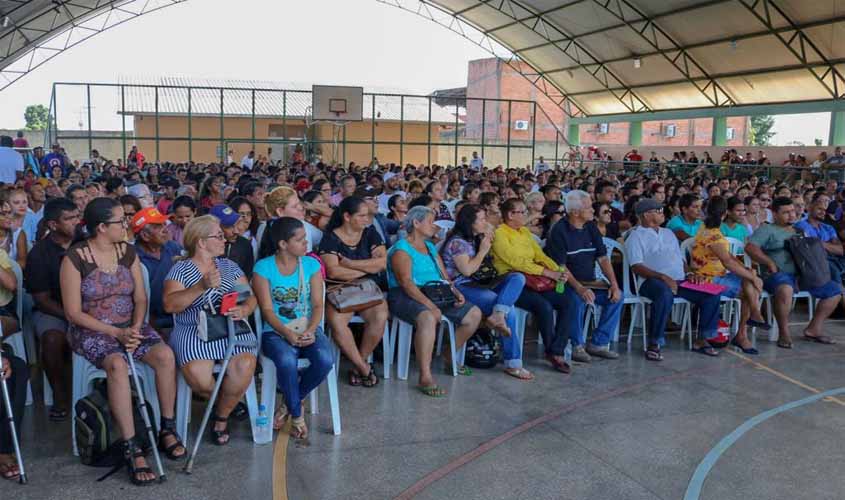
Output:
[1, 136, 845, 485]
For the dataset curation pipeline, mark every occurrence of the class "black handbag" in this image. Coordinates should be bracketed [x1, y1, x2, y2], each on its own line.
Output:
[419, 248, 456, 309]
[198, 293, 251, 343]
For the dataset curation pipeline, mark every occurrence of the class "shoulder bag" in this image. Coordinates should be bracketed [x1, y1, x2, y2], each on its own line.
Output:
[326, 277, 384, 313]
[418, 246, 456, 309]
[285, 258, 310, 334]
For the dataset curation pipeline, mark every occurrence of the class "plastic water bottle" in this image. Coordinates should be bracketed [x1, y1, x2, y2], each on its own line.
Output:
[255, 404, 272, 444]
[555, 266, 567, 293]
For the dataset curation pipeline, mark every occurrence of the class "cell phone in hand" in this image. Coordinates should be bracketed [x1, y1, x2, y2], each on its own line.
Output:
[220, 292, 239, 315]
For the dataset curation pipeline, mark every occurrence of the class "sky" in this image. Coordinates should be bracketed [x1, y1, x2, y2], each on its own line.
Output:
[0, 0, 831, 146]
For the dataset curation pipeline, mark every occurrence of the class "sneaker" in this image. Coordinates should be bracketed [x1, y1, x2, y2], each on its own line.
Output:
[571, 346, 592, 363]
[586, 344, 619, 360]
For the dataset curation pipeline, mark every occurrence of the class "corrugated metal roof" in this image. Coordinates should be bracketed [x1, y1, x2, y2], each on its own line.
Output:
[117, 75, 459, 124]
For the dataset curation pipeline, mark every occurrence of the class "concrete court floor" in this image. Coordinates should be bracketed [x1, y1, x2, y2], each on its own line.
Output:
[5, 318, 845, 500]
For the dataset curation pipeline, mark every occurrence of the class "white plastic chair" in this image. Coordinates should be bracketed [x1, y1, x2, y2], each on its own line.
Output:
[513, 308, 572, 362]
[743, 254, 814, 344]
[256, 307, 341, 435]
[680, 237, 742, 339]
[392, 315, 467, 381]
[601, 239, 646, 348]
[1, 261, 34, 405]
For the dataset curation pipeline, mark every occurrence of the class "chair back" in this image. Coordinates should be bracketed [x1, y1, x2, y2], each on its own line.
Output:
[140, 264, 151, 324]
[9, 260, 23, 322]
[680, 237, 695, 265]
[726, 237, 744, 256]
[603, 238, 632, 297]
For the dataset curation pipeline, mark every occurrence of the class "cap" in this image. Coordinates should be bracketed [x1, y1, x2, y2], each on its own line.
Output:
[635, 198, 664, 215]
[130, 207, 168, 234]
[383, 172, 397, 182]
[354, 187, 381, 199]
[209, 204, 240, 227]
[295, 179, 312, 192]
[159, 176, 180, 189]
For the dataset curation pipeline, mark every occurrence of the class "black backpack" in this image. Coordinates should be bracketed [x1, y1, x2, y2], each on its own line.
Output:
[74, 378, 154, 469]
[786, 235, 831, 290]
[464, 329, 502, 369]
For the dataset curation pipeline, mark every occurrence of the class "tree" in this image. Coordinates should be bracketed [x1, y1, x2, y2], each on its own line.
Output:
[814, 138, 823, 146]
[24, 104, 49, 130]
[749, 115, 776, 146]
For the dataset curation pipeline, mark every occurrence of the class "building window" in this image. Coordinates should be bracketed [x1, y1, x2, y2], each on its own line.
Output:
[726, 127, 736, 140]
[662, 124, 677, 137]
[597, 123, 609, 134]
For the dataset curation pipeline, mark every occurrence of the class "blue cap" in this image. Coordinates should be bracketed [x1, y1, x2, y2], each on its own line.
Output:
[209, 204, 240, 227]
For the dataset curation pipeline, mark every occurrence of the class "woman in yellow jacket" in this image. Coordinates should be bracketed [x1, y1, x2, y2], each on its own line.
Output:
[492, 198, 571, 374]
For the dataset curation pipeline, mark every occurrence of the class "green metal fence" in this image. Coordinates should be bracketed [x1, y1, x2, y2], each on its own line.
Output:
[46, 82, 570, 167]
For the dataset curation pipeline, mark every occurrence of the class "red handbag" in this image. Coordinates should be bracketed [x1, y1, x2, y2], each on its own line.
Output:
[522, 273, 556, 293]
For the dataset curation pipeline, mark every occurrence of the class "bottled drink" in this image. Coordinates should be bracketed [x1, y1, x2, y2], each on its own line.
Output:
[255, 404, 272, 444]
[556, 266, 566, 293]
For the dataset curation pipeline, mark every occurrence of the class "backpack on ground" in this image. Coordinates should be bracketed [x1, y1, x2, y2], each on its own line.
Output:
[74, 378, 154, 468]
[786, 235, 831, 290]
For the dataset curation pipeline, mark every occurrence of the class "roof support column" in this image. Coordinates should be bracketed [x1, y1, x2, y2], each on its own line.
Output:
[830, 111, 845, 146]
[713, 116, 728, 147]
[629, 121, 642, 147]
[568, 123, 580, 146]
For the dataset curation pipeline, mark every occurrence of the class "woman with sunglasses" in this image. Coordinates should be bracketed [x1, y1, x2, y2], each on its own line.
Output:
[592, 201, 621, 241]
[62, 197, 184, 485]
[163, 215, 258, 447]
[745, 195, 766, 231]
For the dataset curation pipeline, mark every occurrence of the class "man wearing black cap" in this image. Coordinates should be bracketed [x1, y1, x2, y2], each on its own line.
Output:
[625, 198, 722, 361]
[211, 204, 254, 278]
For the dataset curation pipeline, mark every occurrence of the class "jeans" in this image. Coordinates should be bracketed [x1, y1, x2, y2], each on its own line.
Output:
[0, 354, 27, 454]
[261, 328, 333, 418]
[638, 279, 721, 348]
[458, 273, 526, 368]
[560, 287, 623, 348]
[515, 288, 569, 357]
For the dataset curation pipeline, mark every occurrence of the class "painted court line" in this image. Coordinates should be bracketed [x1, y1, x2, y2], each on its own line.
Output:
[725, 349, 845, 406]
[683, 386, 845, 500]
[273, 421, 291, 500]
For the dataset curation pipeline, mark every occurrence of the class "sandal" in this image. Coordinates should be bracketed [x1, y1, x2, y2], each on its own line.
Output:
[693, 345, 719, 357]
[274, 402, 289, 431]
[290, 416, 308, 440]
[416, 384, 447, 397]
[123, 438, 156, 486]
[209, 413, 230, 446]
[645, 346, 663, 362]
[49, 407, 68, 422]
[0, 457, 20, 481]
[803, 334, 836, 344]
[777, 338, 793, 349]
[504, 367, 534, 381]
[157, 428, 186, 461]
[348, 369, 362, 387]
[544, 353, 571, 374]
[361, 365, 379, 388]
[445, 364, 473, 376]
[730, 337, 759, 355]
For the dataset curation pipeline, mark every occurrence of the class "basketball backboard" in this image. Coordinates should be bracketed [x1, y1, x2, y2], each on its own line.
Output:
[312, 85, 364, 122]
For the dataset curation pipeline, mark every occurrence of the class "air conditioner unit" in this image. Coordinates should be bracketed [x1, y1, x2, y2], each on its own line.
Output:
[662, 124, 677, 137]
[514, 120, 529, 130]
[597, 123, 609, 134]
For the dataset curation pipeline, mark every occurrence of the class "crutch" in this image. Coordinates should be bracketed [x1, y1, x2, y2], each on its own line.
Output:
[0, 353, 26, 484]
[184, 317, 256, 474]
[126, 350, 167, 483]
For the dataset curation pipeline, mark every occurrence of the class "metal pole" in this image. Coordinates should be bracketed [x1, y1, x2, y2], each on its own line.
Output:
[251, 90, 256, 152]
[506, 101, 512, 169]
[454, 100, 459, 167]
[219, 89, 225, 163]
[371, 95, 376, 163]
[0, 354, 26, 484]
[119, 85, 127, 163]
[399, 95, 404, 166]
[342, 125, 347, 166]
[187, 88, 192, 162]
[155, 86, 160, 163]
[427, 97, 432, 166]
[531, 101, 537, 169]
[481, 99, 486, 161]
[282, 91, 287, 141]
[86, 84, 93, 159]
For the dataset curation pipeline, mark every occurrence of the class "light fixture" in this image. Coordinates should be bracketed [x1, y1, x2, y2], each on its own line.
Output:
[633, 57, 641, 69]
[2, 16, 9, 28]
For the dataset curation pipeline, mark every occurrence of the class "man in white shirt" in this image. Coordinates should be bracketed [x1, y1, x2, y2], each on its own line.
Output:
[534, 156, 549, 173]
[470, 151, 483, 170]
[626, 198, 721, 361]
[0, 136, 24, 185]
[241, 150, 255, 170]
[378, 174, 406, 214]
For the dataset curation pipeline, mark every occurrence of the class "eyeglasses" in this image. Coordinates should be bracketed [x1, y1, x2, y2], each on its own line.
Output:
[510, 210, 526, 215]
[204, 233, 225, 241]
[0, 210, 11, 217]
[759, 197, 771, 202]
[600, 210, 612, 215]
[103, 219, 128, 227]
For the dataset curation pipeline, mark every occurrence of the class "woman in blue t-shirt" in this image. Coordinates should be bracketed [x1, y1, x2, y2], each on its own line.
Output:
[252, 217, 332, 439]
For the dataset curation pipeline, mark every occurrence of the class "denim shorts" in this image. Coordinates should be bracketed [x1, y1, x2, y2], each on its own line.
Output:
[763, 272, 843, 300]
[387, 287, 476, 326]
[712, 273, 742, 298]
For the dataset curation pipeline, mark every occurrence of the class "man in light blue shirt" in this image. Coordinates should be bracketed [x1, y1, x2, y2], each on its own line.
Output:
[666, 193, 703, 241]
[795, 193, 844, 283]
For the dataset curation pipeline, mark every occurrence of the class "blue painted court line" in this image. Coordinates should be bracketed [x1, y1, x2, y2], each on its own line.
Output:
[684, 386, 845, 500]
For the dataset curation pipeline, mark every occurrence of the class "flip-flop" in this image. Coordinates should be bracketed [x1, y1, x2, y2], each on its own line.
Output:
[504, 368, 534, 381]
[0, 460, 20, 480]
[777, 339, 793, 349]
[803, 334, 836, 344]
[730, 337, 759, 355]
[692, 345, 719, 357]
[444, 364, 472, 376]
[746, 319, 771, 331]
[645, 349, 663, 362]
[544, 353, 571, 374]
[416, 385, 447, 397]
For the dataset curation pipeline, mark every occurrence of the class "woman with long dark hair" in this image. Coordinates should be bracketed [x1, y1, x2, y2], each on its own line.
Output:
[318, 197, 388, 388]
[253, 217, 331, 437]
[62, 197, 184, 485]
[440, 205, 531, 380]
[690, 196, 768, 355]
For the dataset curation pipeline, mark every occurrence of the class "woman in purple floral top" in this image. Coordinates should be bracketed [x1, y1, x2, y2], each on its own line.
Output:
[440, 204, 532, 380]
